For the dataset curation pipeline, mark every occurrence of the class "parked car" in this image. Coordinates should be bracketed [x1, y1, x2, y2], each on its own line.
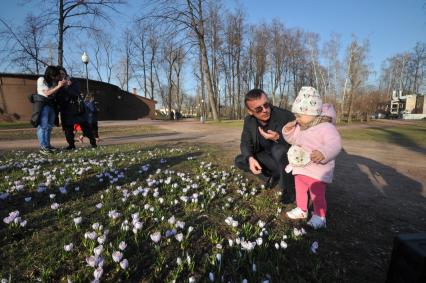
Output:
[371, 112, 386, 119]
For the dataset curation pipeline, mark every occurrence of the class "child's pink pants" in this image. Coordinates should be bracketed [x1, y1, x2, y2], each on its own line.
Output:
[295, 175, 327, 217]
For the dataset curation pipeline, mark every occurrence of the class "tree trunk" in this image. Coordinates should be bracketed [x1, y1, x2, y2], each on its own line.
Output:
[58, 0, 64, 66]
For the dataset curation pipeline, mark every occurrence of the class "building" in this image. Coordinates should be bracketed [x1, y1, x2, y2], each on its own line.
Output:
[0, 73, 156, 121]
[390, 90, 425, 119]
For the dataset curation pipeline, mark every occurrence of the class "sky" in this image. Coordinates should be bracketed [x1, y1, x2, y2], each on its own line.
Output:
[1, 0, 425, 91]
[229, 0, 426, 83]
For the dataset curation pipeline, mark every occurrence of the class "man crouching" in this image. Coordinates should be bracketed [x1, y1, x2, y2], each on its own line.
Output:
[234, 89, 295, 203]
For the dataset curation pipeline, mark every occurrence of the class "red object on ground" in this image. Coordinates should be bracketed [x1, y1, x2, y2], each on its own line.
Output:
[74, 124, 82, 132]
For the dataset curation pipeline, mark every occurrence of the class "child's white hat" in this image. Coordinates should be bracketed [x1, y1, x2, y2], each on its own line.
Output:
[292, 86, 322, 116]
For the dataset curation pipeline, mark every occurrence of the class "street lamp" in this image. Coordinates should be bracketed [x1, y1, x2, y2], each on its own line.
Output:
[81, 51, 89, 98]
[200, 99, 205, 123]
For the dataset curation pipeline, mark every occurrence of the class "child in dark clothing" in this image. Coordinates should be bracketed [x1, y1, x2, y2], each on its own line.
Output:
[84, 94, 100, 142]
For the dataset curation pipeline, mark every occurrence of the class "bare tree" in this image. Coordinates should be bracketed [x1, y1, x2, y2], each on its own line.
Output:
[343, 37, 370, 123]
[268, 19, 286, 105]
[115, 29, 134, 92]
[322, 33, 341, 101]
[90, 30, 114, 83]
[408, 42, 426, 93]
[142, 0, 220, 121]
[0, 15, 49, 73]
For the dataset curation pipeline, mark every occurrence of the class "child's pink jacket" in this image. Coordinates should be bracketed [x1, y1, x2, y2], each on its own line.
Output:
[282, 104, 342, 183]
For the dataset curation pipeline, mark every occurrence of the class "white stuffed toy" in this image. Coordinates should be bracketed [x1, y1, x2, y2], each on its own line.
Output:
[285, 145, 311, 173]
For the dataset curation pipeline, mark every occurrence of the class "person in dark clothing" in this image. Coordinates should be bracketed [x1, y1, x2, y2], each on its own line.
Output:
[234, 89, 296, 203]
[83, 94, 100, 142]
[56, 67, 97, 150]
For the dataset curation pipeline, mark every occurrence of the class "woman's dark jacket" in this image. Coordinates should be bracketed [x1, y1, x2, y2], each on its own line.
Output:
[240, 106, 295, 161]
[56, 78, 86, 126]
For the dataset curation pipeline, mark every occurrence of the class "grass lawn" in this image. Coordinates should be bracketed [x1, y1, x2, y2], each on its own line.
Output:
[339, 120, 426, 148]
[0, 121, 33, 129]
[0, 125, 165, 141]
[1, 143, 353, 282]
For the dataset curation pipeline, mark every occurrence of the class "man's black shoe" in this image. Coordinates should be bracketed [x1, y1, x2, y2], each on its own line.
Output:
[47, 146, 58, 151]
[65, 146, 76, 150]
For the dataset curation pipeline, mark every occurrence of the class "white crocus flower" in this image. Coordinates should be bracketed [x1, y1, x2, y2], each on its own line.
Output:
[176, 220, 185, 229]
[86, 256, 97, 267]
[51, 203, 60, 210]
[97, 235, 106, 244]
[119, 241, 127, 251]
[93, 267, 103, 280]
[280, 241, 288, 249]
[209, 272, 214, 282]
[175, 233, 183, 242]
[73, 217, 82, 226]
[20, 220, 27, 227]
[112, 251, 123, 263]
[64, 243, 73, 251]
[93, 245, 104, 256]
[120, 258, 128, 270]
[150, 231, 161, 243]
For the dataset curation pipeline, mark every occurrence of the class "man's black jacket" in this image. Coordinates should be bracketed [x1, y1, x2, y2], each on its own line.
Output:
[240, 106, 295, 161]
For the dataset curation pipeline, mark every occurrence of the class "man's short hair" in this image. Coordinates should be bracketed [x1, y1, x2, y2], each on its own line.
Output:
[244, 89, 267, 107]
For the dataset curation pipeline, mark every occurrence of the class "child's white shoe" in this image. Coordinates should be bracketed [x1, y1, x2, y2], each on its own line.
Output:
[307, 215, 326, 229]
[286, 207, 308, 220]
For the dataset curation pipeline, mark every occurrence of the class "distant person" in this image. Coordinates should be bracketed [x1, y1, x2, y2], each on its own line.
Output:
[234, 89, 295, 203]
[29, 65, 66, 154]
[56, 66, 97, 149]
[83, 94, 101, 143]
[283, 86, 342, 229]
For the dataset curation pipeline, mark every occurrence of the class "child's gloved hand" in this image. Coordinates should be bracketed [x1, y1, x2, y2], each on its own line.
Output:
[310, 150, 325, 163]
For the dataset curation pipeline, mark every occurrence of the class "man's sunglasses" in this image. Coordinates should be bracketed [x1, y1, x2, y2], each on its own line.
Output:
[252, 103, 270, 114]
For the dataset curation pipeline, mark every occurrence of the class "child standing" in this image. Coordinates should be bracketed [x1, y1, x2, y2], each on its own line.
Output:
[282, 86, 341, 229]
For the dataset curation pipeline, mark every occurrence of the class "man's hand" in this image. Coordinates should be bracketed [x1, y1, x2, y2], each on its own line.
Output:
[311, 150, 325, 163]
[258, 127, 280, 142]
[283, 120, 297, 133]
[248, 156, 262, 175]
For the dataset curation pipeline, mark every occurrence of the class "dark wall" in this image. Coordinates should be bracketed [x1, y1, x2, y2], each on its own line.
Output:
[0, 73, 156, 121]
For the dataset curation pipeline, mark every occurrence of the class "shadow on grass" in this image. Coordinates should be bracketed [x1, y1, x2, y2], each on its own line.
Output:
[368, 126, 426, 154]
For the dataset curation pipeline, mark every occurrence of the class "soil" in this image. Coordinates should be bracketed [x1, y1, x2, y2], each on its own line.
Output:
[0, 118, 425, 282]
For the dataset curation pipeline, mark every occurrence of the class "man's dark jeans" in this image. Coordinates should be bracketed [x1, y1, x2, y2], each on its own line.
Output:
[234, 144, 294, 202]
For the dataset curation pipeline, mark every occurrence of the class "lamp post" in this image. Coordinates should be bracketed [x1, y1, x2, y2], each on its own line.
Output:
[81, 51, 89, 98]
